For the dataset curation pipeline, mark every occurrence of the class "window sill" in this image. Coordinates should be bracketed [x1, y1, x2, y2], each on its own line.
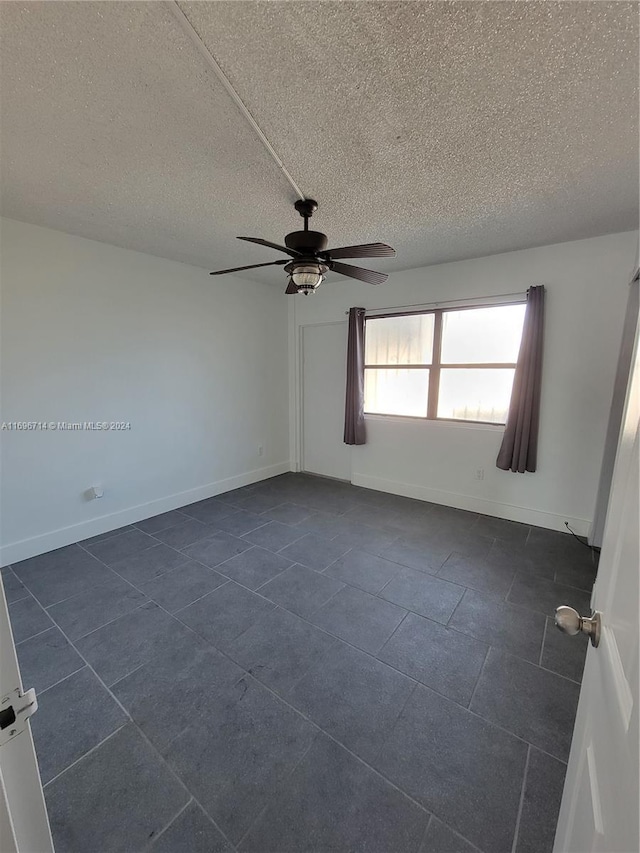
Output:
[364, 414, 505, 432]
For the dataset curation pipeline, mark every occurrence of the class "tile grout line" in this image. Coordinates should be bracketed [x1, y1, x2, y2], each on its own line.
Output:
[510, 744, 532, 853]
[466, 644, 493, 711]
[233, 730, 321, 850]
[43, 723, 129, 788]
[141, 797, 194, 852]
[13, 624, 57, 646]
[36, 664, 88, 697]
[539, 617, 549, 666]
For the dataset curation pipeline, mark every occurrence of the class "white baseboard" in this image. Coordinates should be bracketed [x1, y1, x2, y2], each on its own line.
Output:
[1, 462, 291, 567]
[351, 473, 592, 536]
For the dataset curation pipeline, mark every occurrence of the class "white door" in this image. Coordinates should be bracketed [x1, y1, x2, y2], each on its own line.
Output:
[302, 322, 352, 480]
[553, 299, 639, 851]
[0, 579, 53, 853]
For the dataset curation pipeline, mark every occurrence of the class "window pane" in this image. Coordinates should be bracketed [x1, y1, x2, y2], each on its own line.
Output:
[441, 304, 526, 364]
[437, 369, 515, 423]
[364, 369, 429, 417]
[365, 314, 434, 365]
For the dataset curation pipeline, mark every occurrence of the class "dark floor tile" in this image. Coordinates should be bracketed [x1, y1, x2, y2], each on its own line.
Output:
[45, 725, 189, 853]
[233, 493, 286, 514]
[76, 601, 194, 686]
[240, 733, 429, 853]
[135, 510, 187, 534]
[526, 527, 585, 555]
[375, 685, 527, 853]
[17, 627, 84, 693]
[12, 546, 113, 607]
[324, 549, 402, 594]
[113, 632, 244, 752]
[261, 502, 313, 525]
[110, 543, 191, 584]
[165, 677, 316, 844]
[419, 817, 478, 853]
[80, 525, 136, 546]
[31, 667, 127, 784]
[526, 532, 597, 589]
[139, 561, 227, 612]
[439, 551, 517, 598]
[83, 529, 157, 565]
[182, 531, 252, 567]
[46, 573, 148, 640]
[1, 566, 30, 603]
[473, 515, 530, 545]
[153, 518, 221, 549]
[553, 555, 598, 592]
[289, 642, 414, 762]
[214, 510, 269, 537]
[176, 581, 274, 652]
[541, 616, 588, 682]
[379, 567, 464, 624]
[279, 533, 349, 570]
[470, 648, 580, 761]
[217, 546, 292, 590]
[180, 498, 235, 525]
[258, 564, 345, 618]
[12, 543, 87, 575]
[430, 529, 494, 561]
[343, 503, 403, 529]
[378, 612, 487, 705]
[507, 573, 591, 618]
[330, 521, 399, 557]
[151, 802, 234, 853]
[381, 538, 448, 574]
[227, 606, 336, 695]
[243, 520, 305, 552]
[448, 589, 546, 662]
[9, 596, 53, 643]
[310, 585, 407, 654]
[213, 486, 256, 505]
[293, 511, 343, 537]
[515, 748, 567, 853]
[487, 539, 556, 579]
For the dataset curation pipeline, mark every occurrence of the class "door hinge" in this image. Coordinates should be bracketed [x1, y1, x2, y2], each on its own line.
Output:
[0, 687, 38, 747]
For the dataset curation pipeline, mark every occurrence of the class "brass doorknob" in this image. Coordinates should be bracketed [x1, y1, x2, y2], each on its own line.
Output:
[554, 606, 601, 648]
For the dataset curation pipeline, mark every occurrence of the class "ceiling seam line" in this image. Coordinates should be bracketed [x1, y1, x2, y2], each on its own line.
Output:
[167, 0, 305, 201]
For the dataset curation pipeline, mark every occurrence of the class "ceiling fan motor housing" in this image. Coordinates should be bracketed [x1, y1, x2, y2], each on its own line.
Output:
[284, 230, 328, 254]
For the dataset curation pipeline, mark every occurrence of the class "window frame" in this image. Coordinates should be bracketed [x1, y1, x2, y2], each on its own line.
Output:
[363, 300, 525, 426]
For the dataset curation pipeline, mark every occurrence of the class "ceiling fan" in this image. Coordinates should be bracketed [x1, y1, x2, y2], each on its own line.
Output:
[209, 199, 395, 295]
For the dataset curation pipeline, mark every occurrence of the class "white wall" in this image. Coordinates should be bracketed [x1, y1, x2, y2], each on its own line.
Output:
[290, 231, 639, 535]
[0, 218, 290, 565]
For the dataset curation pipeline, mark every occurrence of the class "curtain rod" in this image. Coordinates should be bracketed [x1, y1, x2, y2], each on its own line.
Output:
[343, 290, 528, 316]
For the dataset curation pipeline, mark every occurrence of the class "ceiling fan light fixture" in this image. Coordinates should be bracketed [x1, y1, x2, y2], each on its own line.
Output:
[291, 264, 324, 288]
[286, 260, 328, 294]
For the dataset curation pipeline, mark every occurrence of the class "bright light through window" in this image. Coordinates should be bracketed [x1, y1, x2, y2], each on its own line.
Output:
[441, 305, 525, 364]
[364, 302, 526, 424]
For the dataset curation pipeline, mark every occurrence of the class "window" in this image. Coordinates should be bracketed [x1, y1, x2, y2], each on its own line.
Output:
[364, 302, 526, 424]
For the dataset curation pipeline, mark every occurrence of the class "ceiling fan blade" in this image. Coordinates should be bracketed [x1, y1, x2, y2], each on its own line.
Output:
[237, 236, 302, 258]
[209, 260, 287, 275]
[285, 280, 299, 295]
[325, 242, 396, 260]
[330, 261, 388, 285]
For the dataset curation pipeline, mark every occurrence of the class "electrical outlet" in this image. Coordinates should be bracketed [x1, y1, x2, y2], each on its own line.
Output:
[474, 468, 485, 480]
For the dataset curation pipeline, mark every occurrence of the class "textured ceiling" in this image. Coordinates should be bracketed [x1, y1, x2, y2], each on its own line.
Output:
[1, 1, 638, 287]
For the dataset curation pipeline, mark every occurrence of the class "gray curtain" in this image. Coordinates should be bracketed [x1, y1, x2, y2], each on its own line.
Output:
[344, 307, 366, 445]
[497, 285, 545, 473]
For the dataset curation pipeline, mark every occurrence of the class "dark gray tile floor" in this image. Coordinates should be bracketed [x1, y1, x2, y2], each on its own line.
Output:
[5, 473, 597, 853]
